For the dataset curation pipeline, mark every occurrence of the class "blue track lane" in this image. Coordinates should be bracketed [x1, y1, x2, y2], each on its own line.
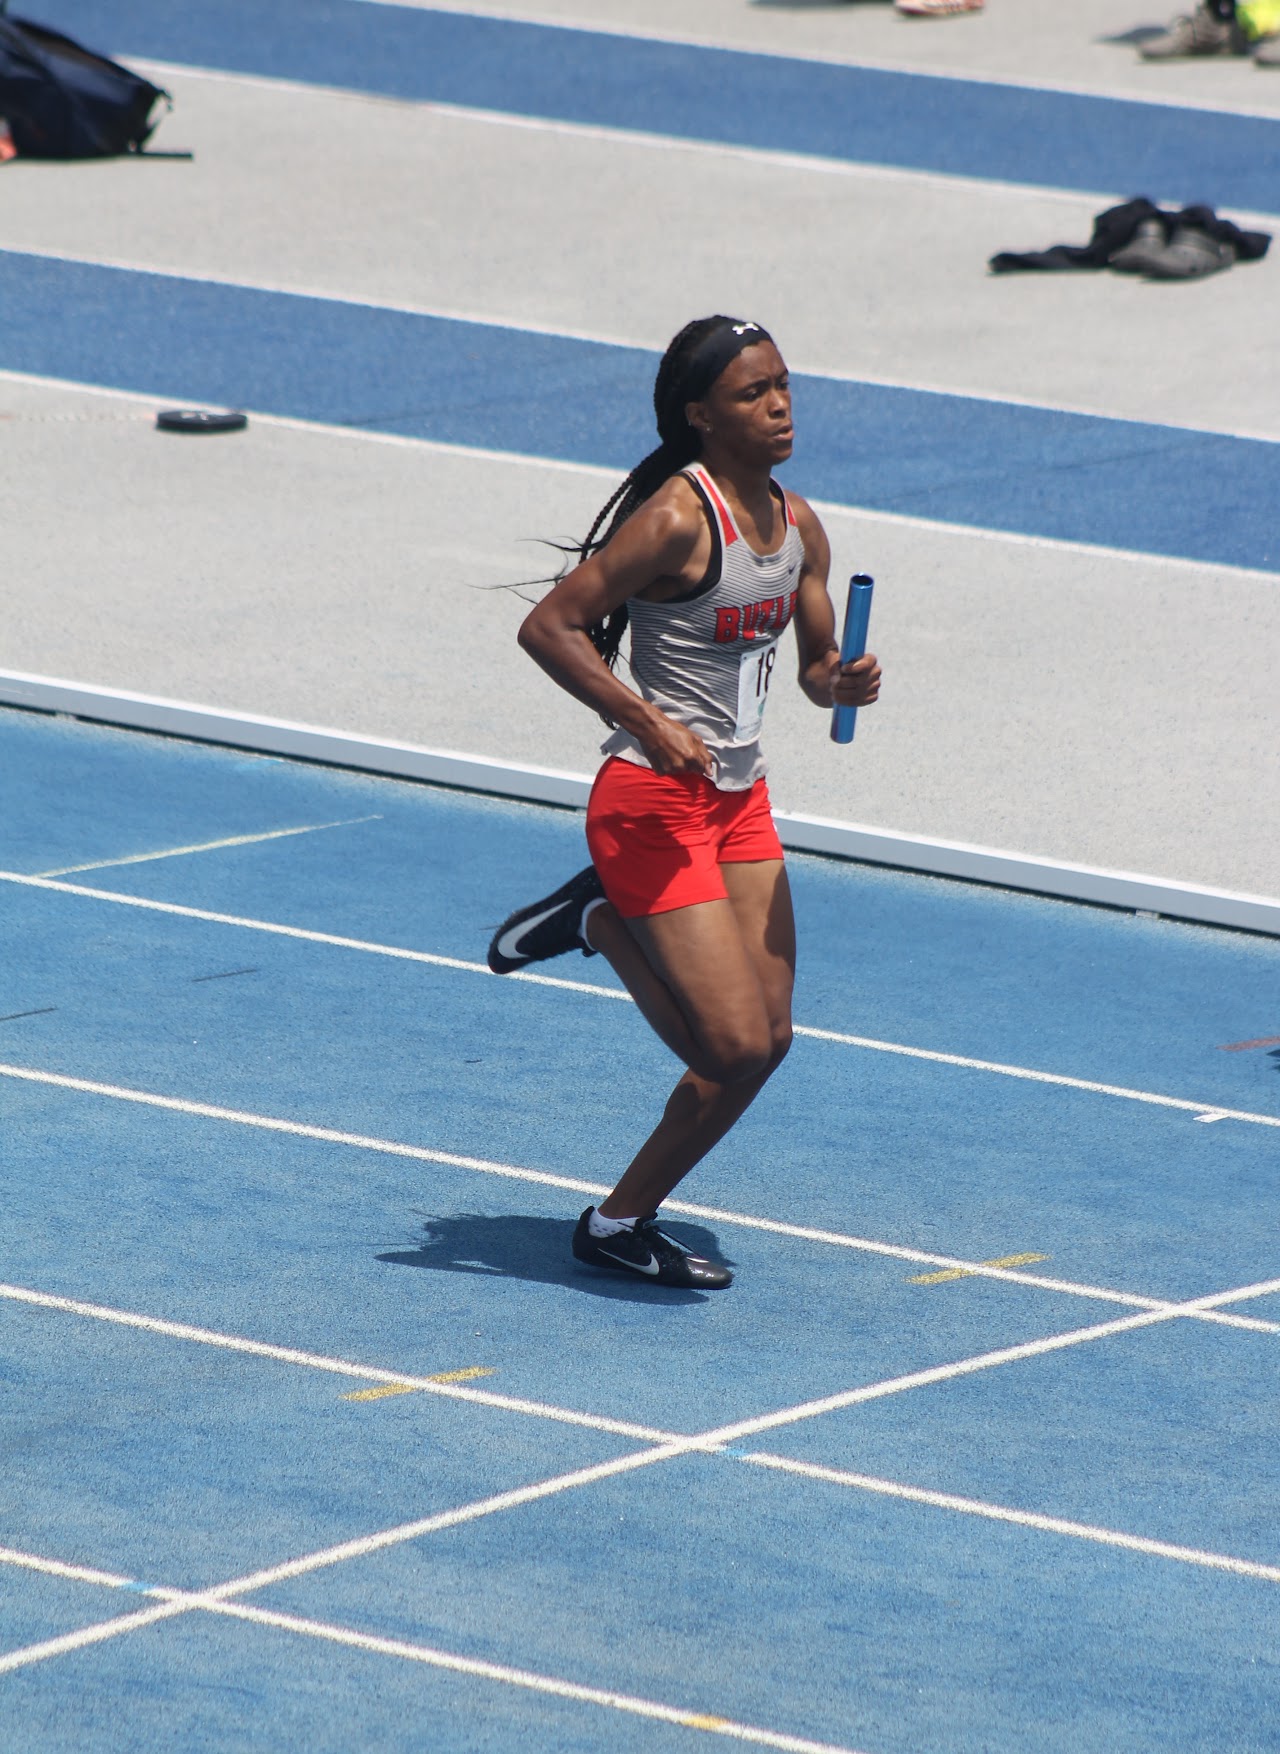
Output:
[3, 253, 1277, 572]
[45, 0, 1280, 211]
[4, 709, 1280, 1753]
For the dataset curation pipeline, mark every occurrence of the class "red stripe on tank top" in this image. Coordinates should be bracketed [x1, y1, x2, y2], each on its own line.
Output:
[692, 465, 738, 547]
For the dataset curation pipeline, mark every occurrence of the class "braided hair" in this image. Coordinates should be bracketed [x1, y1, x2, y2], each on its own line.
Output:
[573, 315, 774, 669]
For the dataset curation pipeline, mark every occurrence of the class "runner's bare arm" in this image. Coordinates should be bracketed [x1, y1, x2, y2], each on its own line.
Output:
[787, 494, 881, 710]
[518, 479, 716, 776]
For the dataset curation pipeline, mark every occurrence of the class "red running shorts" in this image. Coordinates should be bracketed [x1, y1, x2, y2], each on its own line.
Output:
[585, 756, 785, 919]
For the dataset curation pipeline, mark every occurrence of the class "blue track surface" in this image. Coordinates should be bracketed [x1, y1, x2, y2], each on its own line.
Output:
[3, 708, 1279, 1752]
[4, 252, 1277, 572]
[46, 0, 1280, 210]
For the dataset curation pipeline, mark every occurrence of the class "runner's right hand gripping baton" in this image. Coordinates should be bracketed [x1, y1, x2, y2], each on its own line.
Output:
[830, 574, 874, 745]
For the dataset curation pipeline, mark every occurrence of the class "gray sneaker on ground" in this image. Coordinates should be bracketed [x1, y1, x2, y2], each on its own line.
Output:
[1142, 225, 1235, 279]
[1140, 3, 1238, 56]
[1255, 31, 1280, 63]
[1110, 219, 1169, 273]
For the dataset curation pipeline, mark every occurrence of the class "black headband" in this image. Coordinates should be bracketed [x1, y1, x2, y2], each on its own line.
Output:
[681, 319, 772, 406]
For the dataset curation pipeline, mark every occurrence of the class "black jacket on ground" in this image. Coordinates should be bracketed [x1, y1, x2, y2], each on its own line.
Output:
[990, 197, 1270, 272]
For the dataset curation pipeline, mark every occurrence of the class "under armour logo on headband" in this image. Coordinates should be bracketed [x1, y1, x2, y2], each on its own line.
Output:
[673, 317, 776, 415]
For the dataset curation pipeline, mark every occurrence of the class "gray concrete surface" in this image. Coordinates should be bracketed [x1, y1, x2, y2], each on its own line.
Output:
[1, 377, 1275, 895]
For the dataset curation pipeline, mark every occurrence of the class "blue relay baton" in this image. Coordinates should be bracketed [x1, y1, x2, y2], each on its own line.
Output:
[830, 574, 874, 745]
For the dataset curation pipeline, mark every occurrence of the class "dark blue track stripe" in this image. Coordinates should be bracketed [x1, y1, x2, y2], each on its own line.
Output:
[3, 252, 1274, 573]
[47, 0, 1280, 211]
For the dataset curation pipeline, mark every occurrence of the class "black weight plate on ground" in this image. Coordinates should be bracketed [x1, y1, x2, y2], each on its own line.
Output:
[155, 409, 249, 434]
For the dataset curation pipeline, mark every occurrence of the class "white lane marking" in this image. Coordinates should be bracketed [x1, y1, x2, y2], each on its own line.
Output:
[204, 1600, 863, 1754]
[0, 1599, 191, 1672]
[4, 1271, 1276, 1493]
[0, 869, 629, 999]
[4, 1271, 1279, 1680]
[3, 369, 1278, 580]
[794, 1024, 1280, 1132]
[3, 869, 1277, 1133]
[194, 1446, 692, 1604]
[0, 1283, 671, 1445]
[0, 1546, 137, 1590]
[2, 1073, 1278, 1334]
[35, 816, 381, 878]
[657, 1194, 1279, 1335]
[741, 1456, 1280, 1586]
[0, 1450, 701, 1680]
[0, 1546, 864, 1754]
[691, 1277, 1280, 1452]
[9, 244, 1280, 444]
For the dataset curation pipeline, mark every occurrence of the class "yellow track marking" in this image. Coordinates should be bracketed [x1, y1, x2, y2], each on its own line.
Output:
[344, 1366, 494, 1402]
[910, 1252, 1048, 1286]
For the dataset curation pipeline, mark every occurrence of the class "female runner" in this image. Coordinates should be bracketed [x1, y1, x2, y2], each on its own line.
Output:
[488, 316, 881, 1289]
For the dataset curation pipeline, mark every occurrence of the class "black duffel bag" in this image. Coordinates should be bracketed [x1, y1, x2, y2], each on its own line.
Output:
[0, 8, 169, 157]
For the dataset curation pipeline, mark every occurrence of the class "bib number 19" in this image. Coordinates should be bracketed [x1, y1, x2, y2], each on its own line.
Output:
[735, 642, 776, 741]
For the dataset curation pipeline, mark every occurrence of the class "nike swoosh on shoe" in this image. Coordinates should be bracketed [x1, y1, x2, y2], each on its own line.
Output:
[597, 1246, 660, 1276]
[493, 901, 567, 964]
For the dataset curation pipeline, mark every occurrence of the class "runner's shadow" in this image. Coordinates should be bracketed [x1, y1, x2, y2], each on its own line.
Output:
[376, 1213, 732, 1306]
[1096, 26, 1168, 42]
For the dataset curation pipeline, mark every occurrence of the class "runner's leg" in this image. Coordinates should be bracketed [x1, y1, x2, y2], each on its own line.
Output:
[589, 860, 794, 1217]
[585, 896, 772, 1081]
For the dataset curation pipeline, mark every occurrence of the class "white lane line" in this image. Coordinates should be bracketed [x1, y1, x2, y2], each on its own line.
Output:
[0, 1548, 864, 1754]
[741, 1456, 1280, 1586]
[204, 1600, 862, 1754]
[651, 1201, 1280, 1334]
[197, 1324, 1280, 1579]
[2, 1071, 1277, 1334]
[0, 1599, 192, 1672]
[5, 1273, 1279, 1681]
[794, 1024, 1280, 1132]
[0, 1283, 671, 1444]
[4, 1271, 1276, 1489]
[4, 369, 1278, 579]
[3, 868, 1277, 1133]
[194, 1447, 690, 1604]
[0, 1546, 137, 1590]
[7, 1275, 1280, 1484]
[685, 1276, 1280, 1454]
[0, 869, 628, 997]
[1, 1072, 1276, 1334]
[0, 1451, 697, 1681]
[34, 816, 381, 878]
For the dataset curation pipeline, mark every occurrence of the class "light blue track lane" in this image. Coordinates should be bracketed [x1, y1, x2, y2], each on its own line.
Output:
[3, 254, 1277, 572]
[46, 0, 1280, 211]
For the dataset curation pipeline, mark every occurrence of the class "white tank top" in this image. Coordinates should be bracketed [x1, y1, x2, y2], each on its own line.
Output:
[600, 463, 805, 791]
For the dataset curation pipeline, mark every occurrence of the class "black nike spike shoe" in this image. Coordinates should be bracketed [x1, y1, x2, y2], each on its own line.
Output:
[571, 1208, 734, 1290]
[487, 866, 605, 974]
